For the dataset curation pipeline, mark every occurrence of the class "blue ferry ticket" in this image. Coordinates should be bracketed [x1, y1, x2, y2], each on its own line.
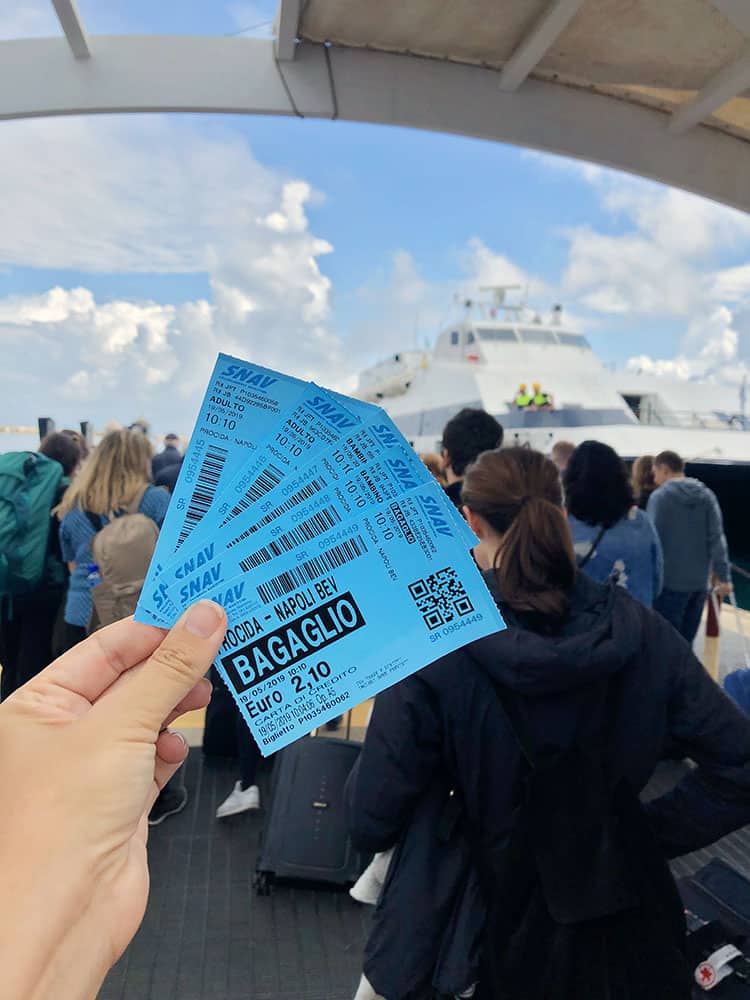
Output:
[137, 361, 363, 626]
[138, 402, 473, 628]
[152, 385, 369, 572]
[155, 355, 309, 558]
[200, 487, 505, 754]
[145, 415, 477, 622]
[216, 412, 476, 549]
[211, 382, 362, 527]
[160, 449, 472, 616]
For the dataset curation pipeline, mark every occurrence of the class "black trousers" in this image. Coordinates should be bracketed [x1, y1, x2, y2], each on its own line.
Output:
[238, 708, 262, 788]
[0, 587, 65, 700]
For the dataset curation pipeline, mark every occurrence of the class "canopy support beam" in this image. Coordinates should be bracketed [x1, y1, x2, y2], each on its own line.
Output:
[275, 0, 301, 62]
[50, 0, 90, 59]
[498, 0, 584, 92]
[669, 47, 750, 134]
[1, 37, 750, 215]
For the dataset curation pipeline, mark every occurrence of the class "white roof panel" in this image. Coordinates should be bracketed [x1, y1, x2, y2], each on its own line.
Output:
[2, 0, 750, 212]
[299, 0, 750, 141]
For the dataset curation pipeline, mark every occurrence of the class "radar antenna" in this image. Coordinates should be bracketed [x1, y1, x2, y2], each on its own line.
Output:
[479, 284, 522, 305]
[479, 284, 525, 319]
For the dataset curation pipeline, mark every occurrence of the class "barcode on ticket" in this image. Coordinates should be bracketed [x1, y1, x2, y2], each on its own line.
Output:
[408, 567, 475, 630]
[222, 463, 284, 523]
[177, 445, 229, 548]
[255, 535, 368, 604]
[238, 506, 343, 571]
[228, 475, 328, 548]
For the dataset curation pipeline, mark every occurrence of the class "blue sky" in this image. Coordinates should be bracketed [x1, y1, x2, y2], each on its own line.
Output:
[2, 0, 750, 432]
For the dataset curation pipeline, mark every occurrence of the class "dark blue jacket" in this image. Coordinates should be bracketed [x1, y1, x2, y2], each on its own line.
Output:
[347, 572, 750, 998]
[151, 444, 181, 480]
[568, 508, 663, 608]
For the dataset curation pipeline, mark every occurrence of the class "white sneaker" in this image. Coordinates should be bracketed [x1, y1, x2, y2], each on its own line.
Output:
[350, 866, 384, 905]
[350, 848, 393, 904]
[216, 781, 260, 819]
[353, 973, 384, 1000]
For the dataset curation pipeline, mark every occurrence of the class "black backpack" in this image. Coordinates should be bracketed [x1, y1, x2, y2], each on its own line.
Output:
[475, 682, 692, 1000]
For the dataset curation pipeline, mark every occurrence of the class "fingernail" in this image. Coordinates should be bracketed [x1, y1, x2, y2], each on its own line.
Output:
[185, 600, 224, 639]
[167, 729, 189, 752]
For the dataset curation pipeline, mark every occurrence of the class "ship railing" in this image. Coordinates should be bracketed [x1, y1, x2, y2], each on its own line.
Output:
[638, 409, 749, 431]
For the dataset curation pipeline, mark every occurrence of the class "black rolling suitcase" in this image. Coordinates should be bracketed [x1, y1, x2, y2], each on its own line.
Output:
[254, 715, 365, 894]
[680, 859, 750, 997]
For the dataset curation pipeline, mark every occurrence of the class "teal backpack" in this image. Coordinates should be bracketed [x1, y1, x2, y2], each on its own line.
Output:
[0, 452, 65, 599]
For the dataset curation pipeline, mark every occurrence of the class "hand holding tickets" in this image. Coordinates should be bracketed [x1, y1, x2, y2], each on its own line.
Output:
[135, 354, 505, 753]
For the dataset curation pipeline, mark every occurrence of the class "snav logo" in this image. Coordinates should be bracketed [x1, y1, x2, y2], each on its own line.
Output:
[306, 395, 357, 430]
[420, 494, 454, 538]
[174, 544, 215, 580]
[387, 457, 418, 491]
[210, 581, 246, 609]
[151, 581, 170, 612]
[179, 562, 222, 604]
[371, 423, 399, 448]
[219, 364, 277, 391]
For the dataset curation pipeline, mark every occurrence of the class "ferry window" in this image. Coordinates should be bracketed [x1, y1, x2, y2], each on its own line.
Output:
[477, 328, 518, 342]
[450, 331, 460, 346]
[466, 331, 476, 344]
[519, 329, 557, 345]
[557, 332, 590, 348]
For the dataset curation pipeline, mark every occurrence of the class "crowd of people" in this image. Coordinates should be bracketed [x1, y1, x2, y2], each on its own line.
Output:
[0, 408, 749, 999]
[0, 427, 255, 825]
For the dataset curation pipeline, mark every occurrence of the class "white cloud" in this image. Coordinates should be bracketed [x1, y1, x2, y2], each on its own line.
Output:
[521, 150, 606, 184]
[348, 238, 558, 367]
[625, 355, 696, 379]
[260, 181, 318, 234]
[600, 184, 750, 259]
[0, 286, 94, 324]
[3, 105, 750, 433]
[459, 237, 549, 301]
[532, 162, 750, 384]
[707, 263, 750, 304]
[685, 306, 738, 364]
[0, 116, 352, 431]
[528, 156, 750, 322]
[0, 117, 285, 273]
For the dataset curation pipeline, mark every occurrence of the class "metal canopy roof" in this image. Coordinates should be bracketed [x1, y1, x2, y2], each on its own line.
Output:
[3, 0, 750, 211]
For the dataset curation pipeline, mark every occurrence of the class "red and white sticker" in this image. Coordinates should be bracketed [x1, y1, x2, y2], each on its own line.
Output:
[695, 944, 742, 991]
[695, 962, 718, 990]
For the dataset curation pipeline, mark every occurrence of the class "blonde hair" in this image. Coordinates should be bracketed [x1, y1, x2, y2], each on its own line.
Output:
[57, 429, 153, 518]
[631, 454, 655, 497]
[419, 452, 447, 487]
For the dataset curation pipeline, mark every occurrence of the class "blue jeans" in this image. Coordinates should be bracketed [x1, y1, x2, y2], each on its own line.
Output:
[654, 588, 706, 644]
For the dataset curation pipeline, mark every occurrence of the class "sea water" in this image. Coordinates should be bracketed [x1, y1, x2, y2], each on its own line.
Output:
[0, 431, 41, 453]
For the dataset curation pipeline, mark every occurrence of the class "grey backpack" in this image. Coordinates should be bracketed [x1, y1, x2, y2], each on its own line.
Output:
[87, 485, 159, 632]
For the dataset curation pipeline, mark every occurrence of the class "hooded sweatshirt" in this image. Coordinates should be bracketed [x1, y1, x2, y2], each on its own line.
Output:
[347, 572, 750, 998]
[647, 477, 730, 591]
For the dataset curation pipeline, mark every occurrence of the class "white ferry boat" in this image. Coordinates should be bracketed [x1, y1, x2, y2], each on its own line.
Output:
[357, 287, 750, 465]
[357, 286, 750, 560]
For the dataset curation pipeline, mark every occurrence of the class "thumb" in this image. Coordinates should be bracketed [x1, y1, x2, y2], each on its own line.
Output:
[95, 599, 227, 735]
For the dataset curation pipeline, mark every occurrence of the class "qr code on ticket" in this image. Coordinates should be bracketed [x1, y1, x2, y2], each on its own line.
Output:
[408, 566, 475, 631]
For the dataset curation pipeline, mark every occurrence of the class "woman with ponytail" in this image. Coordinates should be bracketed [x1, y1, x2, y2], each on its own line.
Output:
[347, 446, 750, 1000]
